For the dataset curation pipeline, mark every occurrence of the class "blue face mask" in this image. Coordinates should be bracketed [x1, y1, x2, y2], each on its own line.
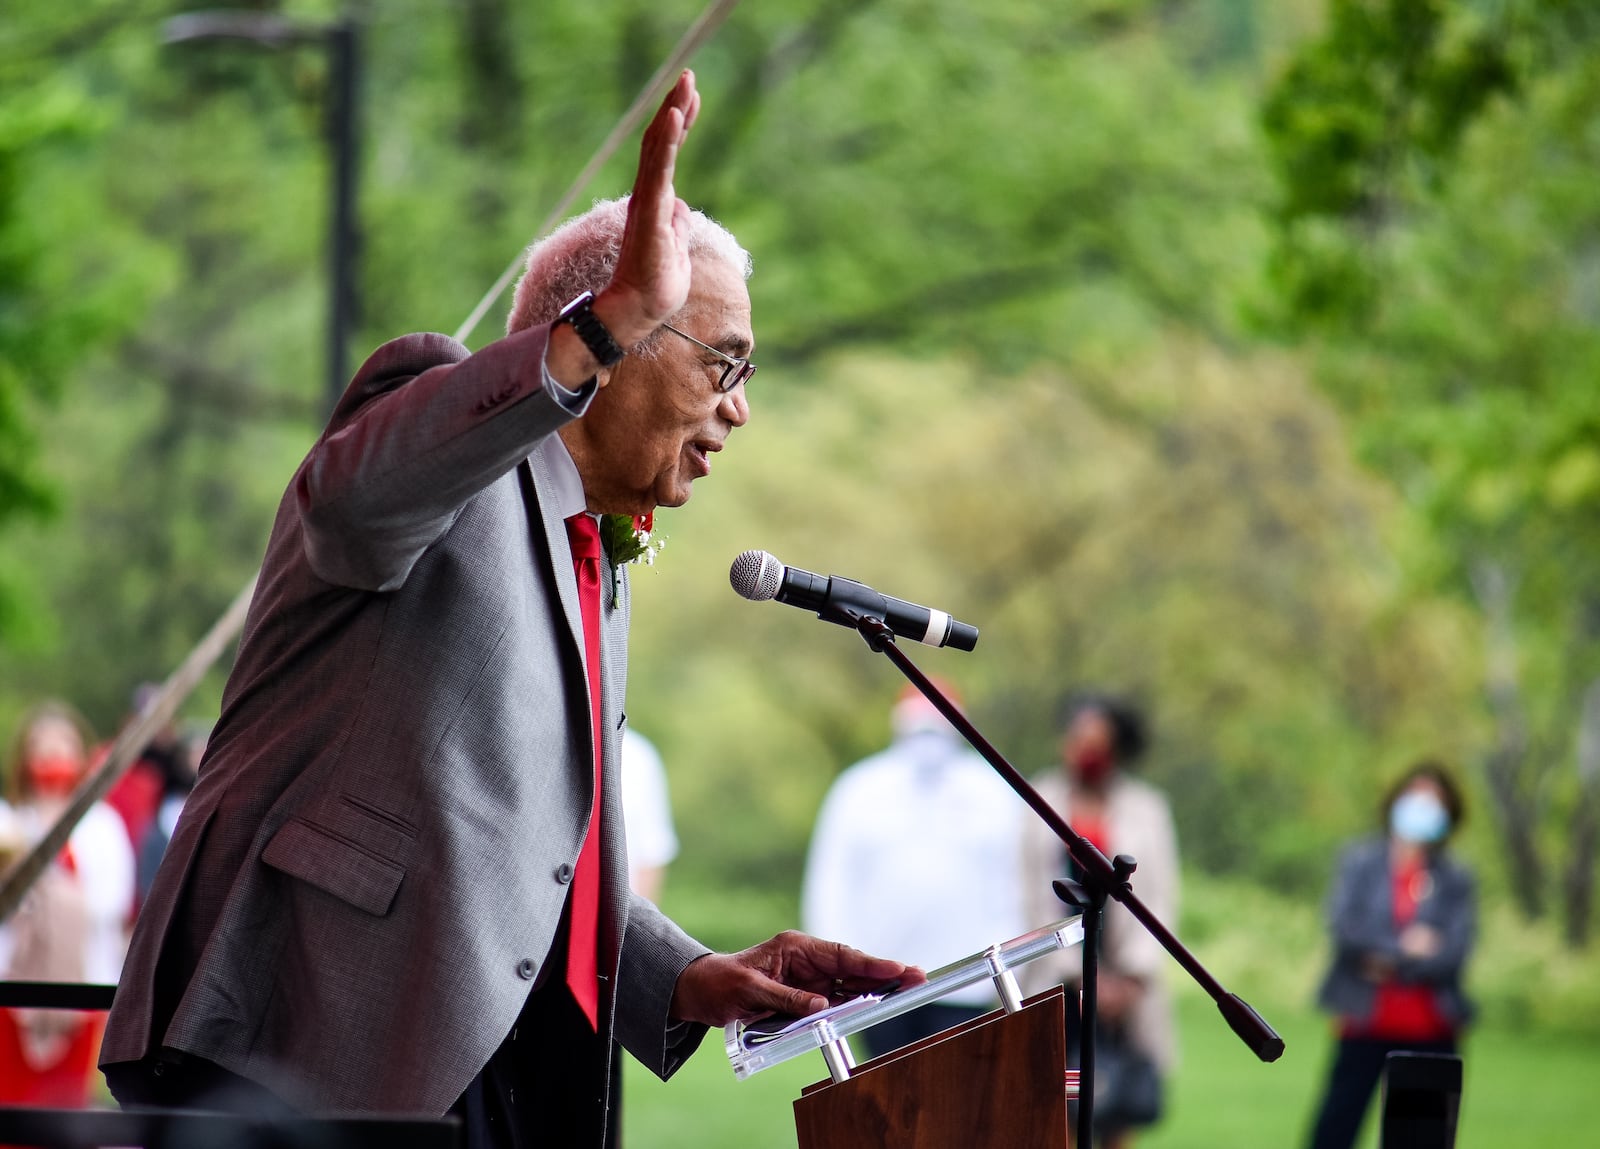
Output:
[1391, 790, 1450, 844]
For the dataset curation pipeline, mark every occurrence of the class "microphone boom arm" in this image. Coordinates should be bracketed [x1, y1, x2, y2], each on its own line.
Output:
[846, 612, 1285, 1061]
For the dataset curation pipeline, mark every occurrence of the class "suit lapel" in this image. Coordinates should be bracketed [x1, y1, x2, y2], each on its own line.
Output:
[522, 452, 586, 666]
[524, 452, 635, 1004]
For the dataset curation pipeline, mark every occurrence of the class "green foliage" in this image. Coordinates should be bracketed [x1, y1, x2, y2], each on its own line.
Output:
[629, 342, 1482, 897]
[1260, 0, 1517, 328]
[1263, 0, 1600, 941]
[0, 42, 138, 537]
[0, 1, 1587, 959]
[1262, 0, 1515, 216]
[631, 868, 1600, 1146]
[719, 1, 1272, 363]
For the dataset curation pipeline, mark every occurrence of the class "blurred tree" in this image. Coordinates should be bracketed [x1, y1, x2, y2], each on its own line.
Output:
[707, 0, 1273, 367]
[1259, 0, 1517, 328]
[0, 0, 1277, 728]
[0, 5, 162, 644]
[0, 0, 1518, 933]
[0, 3, 333, 725]
[1262, 0, 1600, 942]
[627, 339, 1479, 897]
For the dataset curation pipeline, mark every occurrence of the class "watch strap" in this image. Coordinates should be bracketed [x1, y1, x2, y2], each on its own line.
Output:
[557, 291, 626, 368]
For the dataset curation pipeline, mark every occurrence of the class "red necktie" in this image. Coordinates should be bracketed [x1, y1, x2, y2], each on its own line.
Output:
[564, 512, 605, 1029]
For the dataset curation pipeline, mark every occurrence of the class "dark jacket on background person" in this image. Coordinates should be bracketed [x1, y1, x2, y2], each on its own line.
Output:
[1316, 836, 1475, 1026]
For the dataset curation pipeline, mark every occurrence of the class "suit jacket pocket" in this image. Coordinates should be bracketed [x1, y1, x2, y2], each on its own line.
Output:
[261, 816, 406, 917]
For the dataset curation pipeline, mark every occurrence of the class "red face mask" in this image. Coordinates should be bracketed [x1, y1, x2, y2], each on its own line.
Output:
[25, 754, 81, 797]
[1070, 743, 1115, 786]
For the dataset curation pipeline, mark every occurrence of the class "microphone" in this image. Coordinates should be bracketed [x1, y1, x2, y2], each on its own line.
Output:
[729, 550, 979, 651]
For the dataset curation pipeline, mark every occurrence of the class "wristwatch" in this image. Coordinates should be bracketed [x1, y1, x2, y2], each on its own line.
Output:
[555, 291, 626, 368]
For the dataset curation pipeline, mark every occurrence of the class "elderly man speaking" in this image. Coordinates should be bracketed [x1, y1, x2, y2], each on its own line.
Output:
[101, 72, 916, 1148]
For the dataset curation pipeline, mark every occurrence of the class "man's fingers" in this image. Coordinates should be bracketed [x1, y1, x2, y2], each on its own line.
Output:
[648, 71, 692, 131]
[673, 932, 926, 1028]
[682, 84, 701, 132]
[673, 69, 697, 115]
[647, 72, 696, 153]
[631, 72, 695, 209]
[732, 955, 828, 1019]
[611, 71, 697, 324]
[634, 109, 682, 204]
[788, 988, 832, 1017]
[808, 938, 918, 986]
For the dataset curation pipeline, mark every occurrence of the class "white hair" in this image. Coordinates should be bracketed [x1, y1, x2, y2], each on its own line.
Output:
[505, 196, 751, 348]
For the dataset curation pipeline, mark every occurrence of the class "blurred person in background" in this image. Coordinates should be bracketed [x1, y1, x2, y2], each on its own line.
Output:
[135, 721, 208, 908]
[0, 700, 136, 1104]
[620, 728, 678, 902]
[1018, 693, 1177, 1149]
[1305, 760, 1475, 1149]
[802, 681, 1025, 1058]
[99, 683, 186, 865]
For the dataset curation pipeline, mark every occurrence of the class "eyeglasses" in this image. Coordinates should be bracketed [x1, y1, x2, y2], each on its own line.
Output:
[661, 322, 757, 393]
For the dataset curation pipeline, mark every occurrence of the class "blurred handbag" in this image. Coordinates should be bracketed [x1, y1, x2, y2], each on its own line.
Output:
[1091, 1023, 1163, 1131]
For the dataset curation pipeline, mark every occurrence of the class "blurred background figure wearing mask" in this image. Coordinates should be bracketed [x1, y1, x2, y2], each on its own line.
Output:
[0, 700, 136, 1104]
[134, 720, 208, 909]
[1019, 693, 1178, 1149]
[1305, 760, 1475, 1149]
[802, 681, 1025, 1059]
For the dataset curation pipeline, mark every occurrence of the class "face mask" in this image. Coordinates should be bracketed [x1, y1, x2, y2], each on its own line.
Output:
[1391, 790, 1449, 844]
[25, 754, 81, 797]
[1071, 744, 1115, 786]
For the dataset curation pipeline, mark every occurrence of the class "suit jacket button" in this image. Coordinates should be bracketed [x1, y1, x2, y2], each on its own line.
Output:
[517, 958, 537, 980]
[555, 862, 574, 884]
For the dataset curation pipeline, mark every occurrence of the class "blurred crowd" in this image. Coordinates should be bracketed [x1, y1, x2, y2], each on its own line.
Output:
[0, 690, 205, 1106]
[800, 686, 1476, 1149]
[803, 687, 1179, 1149]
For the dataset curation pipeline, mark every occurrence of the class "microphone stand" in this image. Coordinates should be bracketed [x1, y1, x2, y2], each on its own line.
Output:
[836, 611, 1284, 1148]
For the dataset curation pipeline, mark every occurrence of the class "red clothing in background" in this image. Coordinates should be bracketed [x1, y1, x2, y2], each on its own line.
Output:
[1342, 853, 1454, 1042]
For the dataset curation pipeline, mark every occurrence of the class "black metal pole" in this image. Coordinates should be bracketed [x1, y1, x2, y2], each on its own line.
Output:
[325, 19, 360, 413]
[163, 11, 363, 417]
[1076, 894, 1103, 1148]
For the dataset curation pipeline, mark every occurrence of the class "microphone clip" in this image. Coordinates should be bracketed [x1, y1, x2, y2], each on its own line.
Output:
[838, 609, 899, 654]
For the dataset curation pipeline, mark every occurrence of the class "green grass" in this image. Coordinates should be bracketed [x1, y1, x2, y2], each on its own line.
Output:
[620, 870, 1600, 1146]
[1141, 996, 1595, 1149]
[619, 997, 1598, 1148]
[621, 1032, 818, 1149]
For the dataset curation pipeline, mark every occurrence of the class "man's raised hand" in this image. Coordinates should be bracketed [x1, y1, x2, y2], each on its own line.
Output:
[595, 70, 702, 350]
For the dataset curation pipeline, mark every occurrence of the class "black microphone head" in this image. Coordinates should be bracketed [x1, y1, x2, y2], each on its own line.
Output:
[730, 550, 785, 602]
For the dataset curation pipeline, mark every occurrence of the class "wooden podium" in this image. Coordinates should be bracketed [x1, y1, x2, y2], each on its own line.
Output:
[793, 988, 1071, 1149]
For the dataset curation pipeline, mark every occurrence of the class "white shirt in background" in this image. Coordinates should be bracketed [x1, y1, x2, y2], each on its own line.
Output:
[620, 729, 678, 895]
[802, 728, 1027, 1006]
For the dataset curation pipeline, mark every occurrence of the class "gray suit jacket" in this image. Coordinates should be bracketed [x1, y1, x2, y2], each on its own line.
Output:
[101, 327, 710, 1117]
